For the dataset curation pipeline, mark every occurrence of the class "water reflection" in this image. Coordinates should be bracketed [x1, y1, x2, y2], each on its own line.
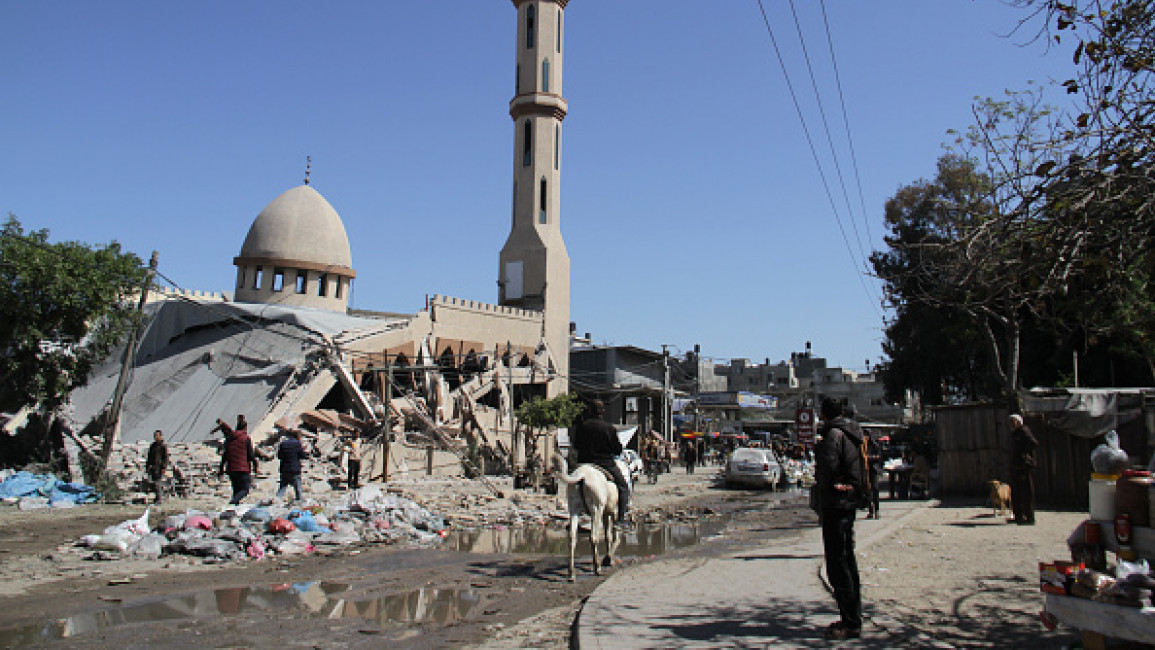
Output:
[446, 516, 730, 556]
[0, 581, 479, 645]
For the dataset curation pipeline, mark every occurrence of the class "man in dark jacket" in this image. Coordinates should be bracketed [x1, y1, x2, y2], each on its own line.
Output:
[216, 415, 258, 505]
[1008, 413, 1039, 525]
[814, 397, 864, 640]
[145, 430, 169, 504]
[276, 430, 306, 503]
[572, 400, 630, 525]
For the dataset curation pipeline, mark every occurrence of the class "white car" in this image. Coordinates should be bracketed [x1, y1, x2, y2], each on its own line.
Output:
[724, 447, 782, 489]
[621, 449, 644, 483]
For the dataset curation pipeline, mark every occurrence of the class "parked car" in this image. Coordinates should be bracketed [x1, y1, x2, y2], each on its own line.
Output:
[621, 449, 644, 483]
[724, 447, 782, 489]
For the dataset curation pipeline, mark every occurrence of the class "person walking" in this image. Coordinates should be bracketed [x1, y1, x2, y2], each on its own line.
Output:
[683, 442, 697, 474]
[216, 415, 258, 506]
[572, 399, 631, 526]
[145, 430, 169, 504]
[345, 430, 363, 491]
[1008, 413, 1039, 525]
[276, 430, 306, 503]
[815, 397, 865, 640]
[864, 431, 883, 519]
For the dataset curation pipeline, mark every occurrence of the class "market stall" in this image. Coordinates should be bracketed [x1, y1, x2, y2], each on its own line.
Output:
[1040, 454, 1155, 647]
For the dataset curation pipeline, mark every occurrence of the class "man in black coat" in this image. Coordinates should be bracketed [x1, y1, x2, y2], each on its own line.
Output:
[1008, 413, 1039, 525]
[814, 397, 865, 640]
[145, 430, 169, 504]
[276, 430, 307, 503]
[572, 400, 630, 525]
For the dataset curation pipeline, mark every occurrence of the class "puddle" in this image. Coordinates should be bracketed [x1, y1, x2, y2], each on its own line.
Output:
[0, 581, 479, 645]
[446, 516, 731, 556]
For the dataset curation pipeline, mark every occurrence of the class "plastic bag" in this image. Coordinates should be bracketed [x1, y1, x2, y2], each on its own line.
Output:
[268, 518, 296, 535]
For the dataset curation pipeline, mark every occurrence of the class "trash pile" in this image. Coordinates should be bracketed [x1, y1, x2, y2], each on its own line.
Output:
[75, 485, 448, 564]
[0, 469, 99, 509]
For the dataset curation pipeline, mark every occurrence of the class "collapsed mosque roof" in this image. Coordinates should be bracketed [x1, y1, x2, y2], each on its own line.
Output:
[67, 298, 408, 445]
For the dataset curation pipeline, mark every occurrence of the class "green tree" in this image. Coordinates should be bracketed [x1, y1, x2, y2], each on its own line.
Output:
[515, 392, 584, 489]
[0, 216, 149, 413]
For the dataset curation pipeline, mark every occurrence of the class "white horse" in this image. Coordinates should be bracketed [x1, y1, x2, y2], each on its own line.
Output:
[555, 456, 627, 582]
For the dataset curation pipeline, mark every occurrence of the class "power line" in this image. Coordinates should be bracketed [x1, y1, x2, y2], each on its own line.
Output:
[754, 0, 883, 320]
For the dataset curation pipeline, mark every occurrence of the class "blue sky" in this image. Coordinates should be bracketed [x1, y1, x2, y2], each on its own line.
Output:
[1, 1, 1076, 372]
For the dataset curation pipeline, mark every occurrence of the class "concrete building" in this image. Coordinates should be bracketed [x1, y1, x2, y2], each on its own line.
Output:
[69, 1, 578, 480]
[714, 348, 904, 425]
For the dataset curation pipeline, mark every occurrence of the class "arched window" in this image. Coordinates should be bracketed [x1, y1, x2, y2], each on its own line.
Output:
[539, 176, 548, 224]
[522, 119, 533, 166]
[317, 272, 327, 297]
[554, 125, 560, 169]
[511, 180, 517, 227]
[253, 266, 263, 290]
[515, 63, 520, 94]
[542, 58, 549, 93]
[557, 9, 562, 52]
[526, 5, 535, 49]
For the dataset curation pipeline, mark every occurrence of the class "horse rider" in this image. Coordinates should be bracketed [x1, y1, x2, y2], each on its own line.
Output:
[572, 399, 630, 527]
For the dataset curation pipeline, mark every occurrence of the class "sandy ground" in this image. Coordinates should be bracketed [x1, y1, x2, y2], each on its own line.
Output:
[0, 468, 1095, 648]
[0, 464, 725, 648]
[861, 500, 1086, 647]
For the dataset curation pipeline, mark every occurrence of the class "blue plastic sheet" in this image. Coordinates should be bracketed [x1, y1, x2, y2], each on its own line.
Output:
[0, 471, 98, 504]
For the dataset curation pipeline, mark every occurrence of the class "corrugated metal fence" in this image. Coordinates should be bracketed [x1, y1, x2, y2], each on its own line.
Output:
[934, 401, 1149, 509]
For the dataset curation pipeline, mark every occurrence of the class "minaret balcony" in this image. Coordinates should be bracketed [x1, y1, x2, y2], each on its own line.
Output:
[509, 93, 568, 121]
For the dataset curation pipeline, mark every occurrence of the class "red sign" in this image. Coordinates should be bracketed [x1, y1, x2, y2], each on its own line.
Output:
[795, 408, 816, 444]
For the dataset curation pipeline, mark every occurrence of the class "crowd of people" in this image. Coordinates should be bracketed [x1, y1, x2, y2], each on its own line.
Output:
[141, 415, 371, 507]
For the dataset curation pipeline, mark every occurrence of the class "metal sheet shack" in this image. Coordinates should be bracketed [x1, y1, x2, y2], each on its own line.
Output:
[934, 389, 1155, 507]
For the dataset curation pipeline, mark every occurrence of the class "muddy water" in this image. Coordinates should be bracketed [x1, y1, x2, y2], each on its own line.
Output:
[445, 516, 731, 556]
[0, 581, 480, 646]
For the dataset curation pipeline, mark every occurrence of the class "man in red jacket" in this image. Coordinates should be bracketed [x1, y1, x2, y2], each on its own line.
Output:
[216, 415, 258, 505]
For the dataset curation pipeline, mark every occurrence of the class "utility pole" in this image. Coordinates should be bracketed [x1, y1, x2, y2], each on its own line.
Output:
[693, 344, 701, 437]
[384, 360, 393, 482]
[101, 251, 158, 463]
[507, 341, 518, 472]
[662, 345, 671, 444]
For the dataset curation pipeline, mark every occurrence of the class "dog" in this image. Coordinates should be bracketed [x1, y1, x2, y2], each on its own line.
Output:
[988, 480, 1012, 518]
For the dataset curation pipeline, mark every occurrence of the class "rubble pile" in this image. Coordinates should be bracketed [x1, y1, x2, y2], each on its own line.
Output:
[74, 485, 449, 565]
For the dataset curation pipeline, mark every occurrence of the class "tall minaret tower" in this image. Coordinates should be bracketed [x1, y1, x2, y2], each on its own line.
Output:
[500, 0, 571, 395]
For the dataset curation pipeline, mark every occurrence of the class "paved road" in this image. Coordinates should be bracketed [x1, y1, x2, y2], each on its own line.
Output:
[578, 491, 933, 648]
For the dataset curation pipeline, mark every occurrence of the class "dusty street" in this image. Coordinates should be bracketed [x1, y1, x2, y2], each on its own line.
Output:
[0, 465, 739, 648]
[0, 465, 1087, 648]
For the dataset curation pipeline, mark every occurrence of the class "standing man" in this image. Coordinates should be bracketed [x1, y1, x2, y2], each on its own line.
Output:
[572, 399, 630, 526]
[683, 442, 697, 474]
[1008, 413, 1039, 525]
[345, 430, 363, 491]
[276, 430, 306, 503]
[145, 430, 169, 504]
[863, 431, 877, 519]
[216, 415, 258, 506]
[814, 397, 864, 640]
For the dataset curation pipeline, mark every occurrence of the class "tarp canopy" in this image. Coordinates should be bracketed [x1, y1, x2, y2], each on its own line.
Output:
[1023, 388, 1151, 439]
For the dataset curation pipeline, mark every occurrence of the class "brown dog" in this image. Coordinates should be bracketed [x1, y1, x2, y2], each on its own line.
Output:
[988, 480, 1012, 518]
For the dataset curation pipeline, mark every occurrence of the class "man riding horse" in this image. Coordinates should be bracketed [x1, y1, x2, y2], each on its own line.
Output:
[572, 399, 630, 527]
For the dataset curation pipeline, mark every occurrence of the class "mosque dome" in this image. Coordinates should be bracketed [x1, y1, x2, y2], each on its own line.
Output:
[232, 184, 356, 312]
[238, 185, 352, 269]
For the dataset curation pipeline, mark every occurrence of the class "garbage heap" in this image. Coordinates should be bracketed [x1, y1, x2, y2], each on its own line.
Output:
[77, 485, 448, 564]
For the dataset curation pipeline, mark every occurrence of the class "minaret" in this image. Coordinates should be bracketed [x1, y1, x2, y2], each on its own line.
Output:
[500, 0, 571, 395]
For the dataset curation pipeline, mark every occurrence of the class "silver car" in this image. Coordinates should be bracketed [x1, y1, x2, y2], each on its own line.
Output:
[724, 447, 782, 489]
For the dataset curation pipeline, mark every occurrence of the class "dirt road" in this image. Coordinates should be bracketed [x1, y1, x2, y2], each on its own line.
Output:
[0, 465, 741, 648]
